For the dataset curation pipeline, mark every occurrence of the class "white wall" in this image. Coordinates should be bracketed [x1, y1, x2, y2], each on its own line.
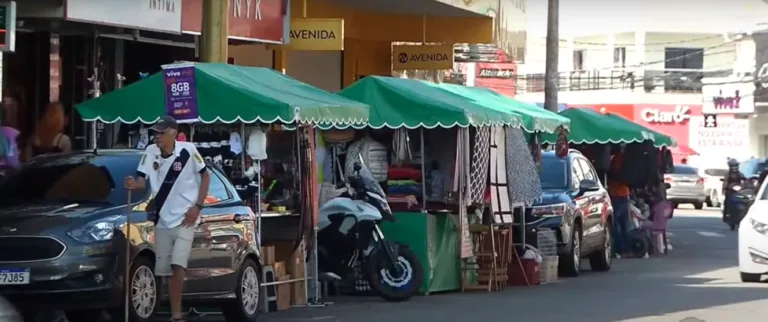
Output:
[643, 33, 736, 71]
[516, 91, 702, 105]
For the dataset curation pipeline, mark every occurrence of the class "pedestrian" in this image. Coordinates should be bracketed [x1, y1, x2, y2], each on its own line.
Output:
[24, 102, 71, 160]
[608, 145, 630, 258]
[124, 116, 210, 322]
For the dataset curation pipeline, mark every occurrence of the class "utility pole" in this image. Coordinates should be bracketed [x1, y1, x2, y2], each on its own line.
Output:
[543, 0, 559, 112]
[200, 0, 228, 63]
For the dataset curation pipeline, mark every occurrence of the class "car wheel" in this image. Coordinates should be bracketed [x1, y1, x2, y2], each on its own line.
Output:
[740, 272, 762, 283]
[589, 224, 612, 272]
[81, 256, 156, 322]
[559, 225, 581, 277]
[694, 202, 704, 210]
[706, 196, 712, 208]
[222, 259, 261, 322]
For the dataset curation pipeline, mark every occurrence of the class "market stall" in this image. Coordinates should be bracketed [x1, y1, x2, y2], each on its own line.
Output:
[540, 107, 677, 257]
[75, 62, 370, 312]
[334, 76, 568, 293]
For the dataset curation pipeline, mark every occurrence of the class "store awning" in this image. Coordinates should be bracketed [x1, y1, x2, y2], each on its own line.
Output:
[541, 108, 676, 147]
[75, 63, 369, 129]
[338, 76, 522, 129]
[436, 83, 570, 134]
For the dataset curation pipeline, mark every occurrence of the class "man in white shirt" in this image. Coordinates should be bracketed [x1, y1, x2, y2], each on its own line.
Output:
[124, 116, 210, 322]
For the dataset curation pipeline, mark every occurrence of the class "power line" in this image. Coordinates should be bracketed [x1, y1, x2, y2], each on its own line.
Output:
[548, 35, 723, 47]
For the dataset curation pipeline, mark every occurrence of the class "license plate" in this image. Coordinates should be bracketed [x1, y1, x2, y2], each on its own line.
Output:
[0, 268, 30, 285]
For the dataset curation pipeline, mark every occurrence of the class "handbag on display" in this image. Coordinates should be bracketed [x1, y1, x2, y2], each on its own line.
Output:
[322, 129, 356, 144]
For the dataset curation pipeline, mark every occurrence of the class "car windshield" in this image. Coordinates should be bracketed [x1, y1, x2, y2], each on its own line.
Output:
[356, 162, 386, 198]
[673, 165, 698, 175]
[740, 159, 768, 177]
[539, 157, 568, 189]
[0, 153, 145, 206]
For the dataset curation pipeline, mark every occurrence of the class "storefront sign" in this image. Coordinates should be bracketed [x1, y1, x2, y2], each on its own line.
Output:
[162, 64, 199, 122]
[755, 32, 768, 106]
[476, 62, 517, 98]
[392, 44, 454, 70]
[286, 19, 344, 51]
[182, 0, 286, 43]
[640, 105, 691, 124]
[689, 116, 749, 159]
[702, 81, 754, 114]
[65, 0, 182, 34]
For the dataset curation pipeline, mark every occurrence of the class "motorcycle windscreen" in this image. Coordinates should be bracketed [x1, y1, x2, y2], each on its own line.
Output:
[358, 163, 395, 221]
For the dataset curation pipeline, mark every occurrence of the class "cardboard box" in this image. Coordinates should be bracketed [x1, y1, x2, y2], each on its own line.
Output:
[261, 246, 275, 265]
[276, 275, 292, 311]
[273, 261, 287, 277]
[287, 247, 307, 305]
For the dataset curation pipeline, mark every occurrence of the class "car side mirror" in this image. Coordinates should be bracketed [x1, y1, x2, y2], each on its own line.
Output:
[578, 179, 600, 194]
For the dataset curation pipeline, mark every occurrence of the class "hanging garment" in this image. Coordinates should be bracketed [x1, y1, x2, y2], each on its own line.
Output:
[505, 127, 543, 206]
[345, 136, 388, 182]
[555, 126, 569, 158]
[645, 141, 660, 186]
[593, 144, 612, 173]
[469, 127, 491, 205]
[229, 132, 243, 155]
[392, 128, 411, 164]
[247, 126, 268, 161]
[660, 147, 674, 173]
[620, 143, 649, 189]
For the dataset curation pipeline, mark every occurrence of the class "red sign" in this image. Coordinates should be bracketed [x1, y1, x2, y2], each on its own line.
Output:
[634, 104, 702, 161]
[182, 0, 285, 43]
[475, 62, 517, 98]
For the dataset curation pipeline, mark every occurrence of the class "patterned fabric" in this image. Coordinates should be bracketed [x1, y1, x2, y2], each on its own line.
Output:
[469, 126, 491, 204]
[489, 127, 511, 222]
[505, 127, 542, 206]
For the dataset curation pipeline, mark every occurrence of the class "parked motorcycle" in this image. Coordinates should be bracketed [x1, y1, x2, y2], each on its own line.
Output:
[724, 180, 757, 231]
[317, 162, 423, 302]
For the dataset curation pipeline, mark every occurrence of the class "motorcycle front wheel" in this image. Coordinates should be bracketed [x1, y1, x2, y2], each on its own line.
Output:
[366, 243, 424, 302]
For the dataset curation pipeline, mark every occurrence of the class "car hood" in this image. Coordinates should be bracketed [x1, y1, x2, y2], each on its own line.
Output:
[533, 190, 572, 206]
[0, 202, 113, 234]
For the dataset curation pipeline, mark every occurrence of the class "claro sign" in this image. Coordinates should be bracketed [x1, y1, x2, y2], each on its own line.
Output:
[391, 44, 454, 70]
[641, 105, 691, 124]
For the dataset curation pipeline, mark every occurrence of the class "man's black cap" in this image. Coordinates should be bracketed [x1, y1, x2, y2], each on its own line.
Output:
[150, 115, 179, 132]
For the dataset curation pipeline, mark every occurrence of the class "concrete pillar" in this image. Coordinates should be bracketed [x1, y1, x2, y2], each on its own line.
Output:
[200, 0, 229, 63]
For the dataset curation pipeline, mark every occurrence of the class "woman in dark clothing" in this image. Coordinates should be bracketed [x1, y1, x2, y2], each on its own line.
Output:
[24, 102, 71, 160]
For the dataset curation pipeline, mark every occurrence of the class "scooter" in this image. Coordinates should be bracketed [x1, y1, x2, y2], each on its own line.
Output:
[724, 180, 756, 231]
[317, 162, 423, 302]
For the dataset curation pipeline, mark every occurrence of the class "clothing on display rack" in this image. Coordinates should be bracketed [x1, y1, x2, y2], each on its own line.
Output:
[193, 126, 237, 177]
[505, 127, 542, 206]
[345, 135, 388, 182]
[247, 126, 268, 161]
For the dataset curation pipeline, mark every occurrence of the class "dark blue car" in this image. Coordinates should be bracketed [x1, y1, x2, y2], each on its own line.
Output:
[532, 150, 613, 277]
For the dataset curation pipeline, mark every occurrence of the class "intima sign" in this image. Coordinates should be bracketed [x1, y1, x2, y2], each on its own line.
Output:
[641, 105, 691, 124]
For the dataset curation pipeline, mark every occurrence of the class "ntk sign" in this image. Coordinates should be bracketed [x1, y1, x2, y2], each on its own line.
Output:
[392, 44, 454, 70]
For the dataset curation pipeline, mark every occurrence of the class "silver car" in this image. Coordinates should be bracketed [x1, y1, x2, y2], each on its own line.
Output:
[666, 164, 707, 209]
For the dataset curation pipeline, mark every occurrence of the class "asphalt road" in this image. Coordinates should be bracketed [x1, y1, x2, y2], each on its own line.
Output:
[252, 206, 760, 322]
[35, 206, 758, 322]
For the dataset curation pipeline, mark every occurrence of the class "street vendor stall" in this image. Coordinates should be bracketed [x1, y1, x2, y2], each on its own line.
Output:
[75, 62, 370, 314]
[540, 107, 677, 257]
[336, 76, 568, 293]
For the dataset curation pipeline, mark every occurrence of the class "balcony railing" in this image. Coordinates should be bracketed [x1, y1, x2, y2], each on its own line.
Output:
[515, 68, 733, 95]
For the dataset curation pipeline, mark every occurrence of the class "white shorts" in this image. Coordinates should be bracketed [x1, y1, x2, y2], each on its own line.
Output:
[154, 225, 195, 276]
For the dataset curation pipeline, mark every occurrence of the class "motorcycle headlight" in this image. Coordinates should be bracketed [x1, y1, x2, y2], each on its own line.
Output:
[67, 216, 125, 243]
[751, 219, 768, 235]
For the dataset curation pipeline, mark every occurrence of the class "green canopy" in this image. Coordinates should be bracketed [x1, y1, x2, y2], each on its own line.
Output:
[75, 63, 369, 129]
[435, 83, 570, 133]
[338, 76, 522, 129]
[541, 108, 676, 147]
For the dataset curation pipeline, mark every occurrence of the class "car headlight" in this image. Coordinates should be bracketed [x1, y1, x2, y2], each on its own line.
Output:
[733, 185, 742, 191]
[532, 203, 568, 216]
[751, 218, 768, 235]
[67, 216, 125, 243]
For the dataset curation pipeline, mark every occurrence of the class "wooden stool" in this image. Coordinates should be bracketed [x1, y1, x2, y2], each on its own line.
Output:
[461, 224, 510, 292]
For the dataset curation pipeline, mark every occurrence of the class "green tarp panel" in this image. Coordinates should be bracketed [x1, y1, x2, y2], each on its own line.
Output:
[380, 211, 461, 294]
[76, 63, 369, 129]
[436, 83, 570, 134]
[338, 76, 522, 129]
[541, 108, 676, 147]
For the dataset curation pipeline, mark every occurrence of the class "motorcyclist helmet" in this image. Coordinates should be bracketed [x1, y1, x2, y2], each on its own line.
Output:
[727, 158, 739, 168]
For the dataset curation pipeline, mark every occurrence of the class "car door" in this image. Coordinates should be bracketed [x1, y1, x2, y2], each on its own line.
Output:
[571, 158, 591, 228]
[576, 158, 607, 249]
[183, 168, 248, 294]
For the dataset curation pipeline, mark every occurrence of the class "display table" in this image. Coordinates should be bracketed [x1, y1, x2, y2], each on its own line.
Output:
[380, 211, 461, 294]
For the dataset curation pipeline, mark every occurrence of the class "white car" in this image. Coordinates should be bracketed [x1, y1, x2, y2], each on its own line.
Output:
[738, 178, 768, 282]
[699, 167, 727, 208]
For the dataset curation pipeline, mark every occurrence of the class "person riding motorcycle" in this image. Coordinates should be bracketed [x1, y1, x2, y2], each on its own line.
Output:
[723, 158, 746, 221]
